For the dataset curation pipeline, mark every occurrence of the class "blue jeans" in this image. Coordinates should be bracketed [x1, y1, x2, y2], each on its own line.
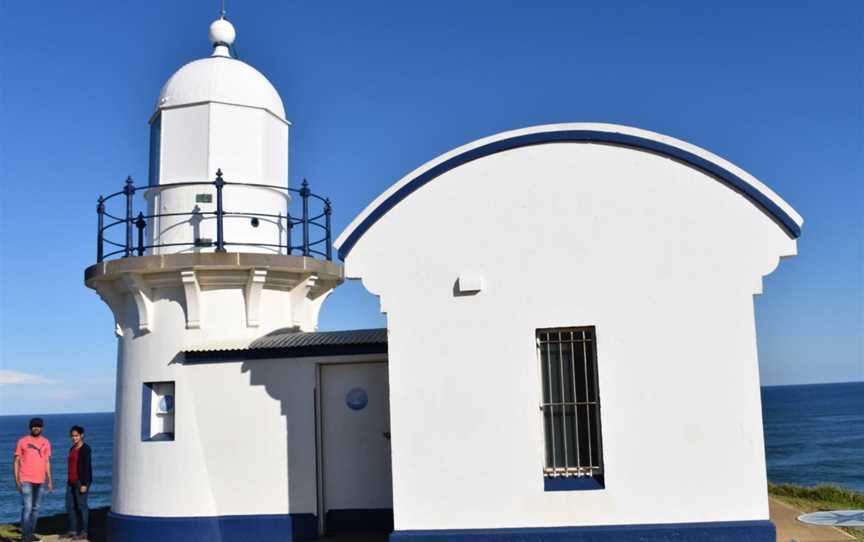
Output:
[20, 482, 46, 541]
[66, 481, 90, 534]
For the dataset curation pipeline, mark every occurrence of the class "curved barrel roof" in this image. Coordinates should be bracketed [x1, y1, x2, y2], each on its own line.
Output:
[335, 123, 803, 260]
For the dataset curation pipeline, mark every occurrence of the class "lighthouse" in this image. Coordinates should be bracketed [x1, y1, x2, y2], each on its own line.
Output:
[85, 15, 345, 542]
[84, 8, 803, 542]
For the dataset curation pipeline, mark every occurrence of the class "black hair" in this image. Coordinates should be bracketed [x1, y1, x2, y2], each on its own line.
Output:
[70, 425, 85, 436]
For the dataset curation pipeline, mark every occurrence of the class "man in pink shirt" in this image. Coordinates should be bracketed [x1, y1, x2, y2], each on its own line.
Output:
[14, 418, 53, 542]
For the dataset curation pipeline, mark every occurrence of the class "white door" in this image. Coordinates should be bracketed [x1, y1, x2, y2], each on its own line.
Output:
[320, 362, 393, 532]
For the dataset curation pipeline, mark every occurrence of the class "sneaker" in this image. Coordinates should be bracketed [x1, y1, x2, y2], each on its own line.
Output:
[74, 532, 89, 540]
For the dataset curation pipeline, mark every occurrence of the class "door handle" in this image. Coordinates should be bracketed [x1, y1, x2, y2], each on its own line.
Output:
[382, 431, 391, 440]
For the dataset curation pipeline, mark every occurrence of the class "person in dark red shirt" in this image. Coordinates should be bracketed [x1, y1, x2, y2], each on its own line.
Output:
[61, 426, 92, 540]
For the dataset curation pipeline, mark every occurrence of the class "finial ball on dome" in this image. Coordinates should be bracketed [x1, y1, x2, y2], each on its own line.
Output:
[209, 18, 236, 46]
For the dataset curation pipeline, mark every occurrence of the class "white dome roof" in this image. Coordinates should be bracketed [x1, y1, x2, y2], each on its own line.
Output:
[157, 55, 286, 119]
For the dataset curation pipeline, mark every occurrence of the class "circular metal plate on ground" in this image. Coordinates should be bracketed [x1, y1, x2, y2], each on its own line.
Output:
[797, 510, 864, 527]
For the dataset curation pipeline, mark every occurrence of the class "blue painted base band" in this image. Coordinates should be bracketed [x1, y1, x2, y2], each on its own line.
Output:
[389, 520, 775, 542]
[107, 511, 317, 542]
[325, 508, 394, 533]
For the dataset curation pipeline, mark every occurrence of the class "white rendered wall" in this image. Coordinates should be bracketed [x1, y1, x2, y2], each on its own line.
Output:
[110, 279, 381, 518]
[146, 103, 290, 254]
[342, 141, 799, 530]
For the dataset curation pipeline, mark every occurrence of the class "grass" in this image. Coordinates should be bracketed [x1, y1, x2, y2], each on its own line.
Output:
[769, 482, 864, 541]
[0, 507, 107, 542]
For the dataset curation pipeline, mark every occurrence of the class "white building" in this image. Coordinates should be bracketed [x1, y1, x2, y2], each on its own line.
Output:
[86, 14, 802, 542]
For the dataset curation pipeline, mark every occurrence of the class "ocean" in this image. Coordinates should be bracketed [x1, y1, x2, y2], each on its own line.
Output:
[761, 381, 863, 493]
[0, 381, 861, 523]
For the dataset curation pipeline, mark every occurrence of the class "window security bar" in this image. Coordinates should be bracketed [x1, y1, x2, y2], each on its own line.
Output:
[537, 327, 604, 478]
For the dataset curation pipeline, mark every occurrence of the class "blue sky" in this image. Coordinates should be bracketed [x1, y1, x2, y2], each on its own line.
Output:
[0, 1, 861, 415]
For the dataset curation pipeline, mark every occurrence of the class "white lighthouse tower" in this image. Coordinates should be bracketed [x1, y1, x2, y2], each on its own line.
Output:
[85, 15, 343, 542]
[147, 16, 291, 255]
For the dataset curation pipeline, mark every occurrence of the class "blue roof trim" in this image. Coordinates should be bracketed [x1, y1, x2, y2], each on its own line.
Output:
[338, 130, 801, 260]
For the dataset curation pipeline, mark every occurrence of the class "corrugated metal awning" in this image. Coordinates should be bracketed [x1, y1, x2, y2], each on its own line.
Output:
[250, 328, 387, 349]
[184, 328, 388, 362]
[184, 340, 254, 353]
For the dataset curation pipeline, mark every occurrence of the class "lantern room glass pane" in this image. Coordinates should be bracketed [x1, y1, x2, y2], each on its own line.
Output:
[148, 114, 161, 187]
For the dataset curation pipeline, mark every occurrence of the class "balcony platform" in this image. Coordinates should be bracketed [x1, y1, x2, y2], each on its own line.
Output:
[85, 251, 342, 286]
[85, 252, 343, 336]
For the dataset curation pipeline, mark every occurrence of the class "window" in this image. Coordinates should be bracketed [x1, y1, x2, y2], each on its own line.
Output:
[142, 381, 175, 441]
[537, 327, 604, 490]
[148, 114, 161, 187]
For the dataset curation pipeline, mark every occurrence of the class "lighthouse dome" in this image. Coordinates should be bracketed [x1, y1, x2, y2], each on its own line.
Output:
[155, 19, 286, 120]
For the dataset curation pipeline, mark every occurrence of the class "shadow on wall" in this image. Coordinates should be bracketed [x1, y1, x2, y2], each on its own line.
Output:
[242, 358, 319, 541]
[122, 287, 188, 341]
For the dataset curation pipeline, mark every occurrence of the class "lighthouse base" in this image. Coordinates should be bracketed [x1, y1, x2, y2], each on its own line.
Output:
[107, 511, 318, 542]
[389, 521, 776, 542]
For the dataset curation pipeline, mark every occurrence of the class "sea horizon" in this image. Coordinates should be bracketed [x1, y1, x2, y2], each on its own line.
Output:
[761, 379, 864, 389]
[3, 379, 861, 417]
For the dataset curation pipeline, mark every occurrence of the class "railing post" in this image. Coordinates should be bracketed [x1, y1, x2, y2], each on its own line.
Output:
[300, 179, 310, 257]
[324, 198, 332, 260]
[96, 196, 105, 262]
[135, 212, 147, 256]
[214, 169, 226, 252]
[285, 212, 293, 255]
[123, 176, 135, 258]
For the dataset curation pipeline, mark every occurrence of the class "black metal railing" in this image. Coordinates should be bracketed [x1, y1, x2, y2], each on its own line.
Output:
[95, 169, 333, 262]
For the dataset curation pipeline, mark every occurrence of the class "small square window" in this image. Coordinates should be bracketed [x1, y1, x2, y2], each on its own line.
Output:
[195, 193, 213, 204]
[142, 381, 175, 441]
